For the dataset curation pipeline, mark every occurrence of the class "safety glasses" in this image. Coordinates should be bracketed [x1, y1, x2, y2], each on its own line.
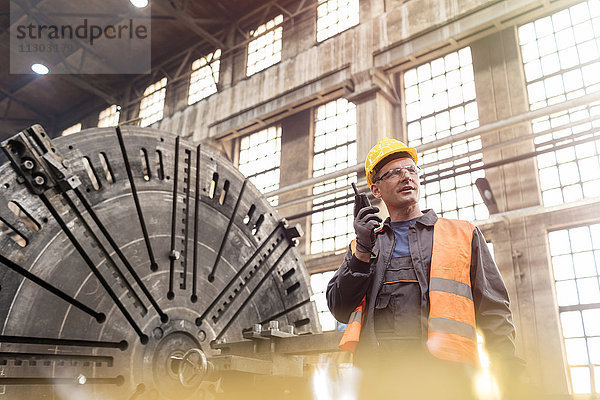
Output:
[373, 165, 421, 183]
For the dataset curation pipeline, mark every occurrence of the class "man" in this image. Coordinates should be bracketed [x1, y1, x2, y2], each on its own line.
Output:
[326, 137, 521, 399]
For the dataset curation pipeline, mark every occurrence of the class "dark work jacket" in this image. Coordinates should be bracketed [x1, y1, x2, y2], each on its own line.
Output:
[326, 209, 517, 364]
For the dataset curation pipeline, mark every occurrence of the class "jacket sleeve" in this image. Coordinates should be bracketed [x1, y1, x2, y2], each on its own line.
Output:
[326, 243, 374, 324]
[470, 227, 517, 359]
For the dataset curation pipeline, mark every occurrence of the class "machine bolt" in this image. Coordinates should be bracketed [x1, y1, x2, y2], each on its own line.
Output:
[253, 323, 262, 333]
[169, 250, 180, 260]
[268, 321, 279, 330]
[152, 327, 164, 340]
[22, 160, 34, 170]
[62, 160, 70, 168]
[33, 176, 45, 186]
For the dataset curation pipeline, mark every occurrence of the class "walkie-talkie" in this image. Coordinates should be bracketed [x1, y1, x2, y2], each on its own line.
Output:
[352, 182, 371, 217]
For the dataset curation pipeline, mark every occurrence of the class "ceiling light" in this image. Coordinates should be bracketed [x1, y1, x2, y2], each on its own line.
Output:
[130, 0, 148, 8]
[31, 63, 49, 75]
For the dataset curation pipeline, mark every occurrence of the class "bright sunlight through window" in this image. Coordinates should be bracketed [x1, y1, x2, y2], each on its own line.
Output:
[188, 49, 221, 105]
[139, 77, 167, 128]
[316, 0, 359, 42]
[61, 123, 81, 136]
[404, 47, 487, 221]
[247, 15, 283, 76]
[238, 126, 281, 206]
[549, 224, 600, 394]
[311, 98, 357, 254]
[98, 105, 120, 128]
[310, 270, 339, 331]
[519, 1, 600, 206]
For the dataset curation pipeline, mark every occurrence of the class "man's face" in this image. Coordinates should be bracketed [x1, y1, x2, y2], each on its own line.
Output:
[370, 157, 421, 211]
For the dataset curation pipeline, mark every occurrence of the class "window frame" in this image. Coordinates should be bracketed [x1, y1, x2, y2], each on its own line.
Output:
[97, 105, 120, 128]
[310, 97, 357, 255]
[401, 46, 488, 222]
[315, 0, 360, 43]
[237, 125, 282, 205]
[188, 49, 221, 105]
[517, 1, 600, 207]
[139, 77, 168, 128]
[61, 122, 82, 136]
[548, 222, 600, 395]
[246, 14, 284, 77]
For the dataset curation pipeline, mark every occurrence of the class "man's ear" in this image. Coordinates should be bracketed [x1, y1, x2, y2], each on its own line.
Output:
[371, 183, 382, 199]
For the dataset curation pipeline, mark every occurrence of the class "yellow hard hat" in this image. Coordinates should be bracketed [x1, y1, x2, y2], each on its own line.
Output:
[365, 137, 418, 186]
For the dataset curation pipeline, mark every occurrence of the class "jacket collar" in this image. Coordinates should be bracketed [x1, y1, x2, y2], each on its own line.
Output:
[417, 209, 438, 226]
[376, 208, 438, 234]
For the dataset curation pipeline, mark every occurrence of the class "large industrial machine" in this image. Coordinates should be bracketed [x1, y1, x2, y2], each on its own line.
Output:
[0, 125, 344, 399]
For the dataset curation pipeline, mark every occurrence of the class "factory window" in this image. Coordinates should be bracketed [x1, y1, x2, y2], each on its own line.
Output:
[246, 14, 283, 76]
[310, 270, 340, 331]
[238, 125, 281, 206]
[518, 2, 600, 206]
[188, 49, 221, 105]
[549, 224, 600, 395]
[404, 47, 487, 221]
[139, 77, 167, 127]
[61, 123, 81, 136]
[311, 98, 357, 254]
[316, 0, 359, 42]
[97, 105, 120, 128]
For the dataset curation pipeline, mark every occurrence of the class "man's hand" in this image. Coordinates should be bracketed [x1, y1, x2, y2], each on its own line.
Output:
[353, 205, 382, 255]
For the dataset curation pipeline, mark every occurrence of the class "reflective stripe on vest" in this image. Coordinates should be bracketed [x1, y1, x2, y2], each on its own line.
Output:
[427, 217, 478, 366]
[337, 241, 374, 352]
[338, 296, 365, 352]
[338, 218, 477, 362]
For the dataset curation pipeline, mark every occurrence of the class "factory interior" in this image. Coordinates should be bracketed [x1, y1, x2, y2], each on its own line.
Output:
[1, 0, 600, 398]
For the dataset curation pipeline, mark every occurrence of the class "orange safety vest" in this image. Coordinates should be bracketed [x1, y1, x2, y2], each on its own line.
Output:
[338, 296, 365, 353]
[338, 218, 478, 366]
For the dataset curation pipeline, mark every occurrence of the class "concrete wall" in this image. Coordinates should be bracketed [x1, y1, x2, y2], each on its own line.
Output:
[279, 109, 313, 255]
[157, 0, 560, 141]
